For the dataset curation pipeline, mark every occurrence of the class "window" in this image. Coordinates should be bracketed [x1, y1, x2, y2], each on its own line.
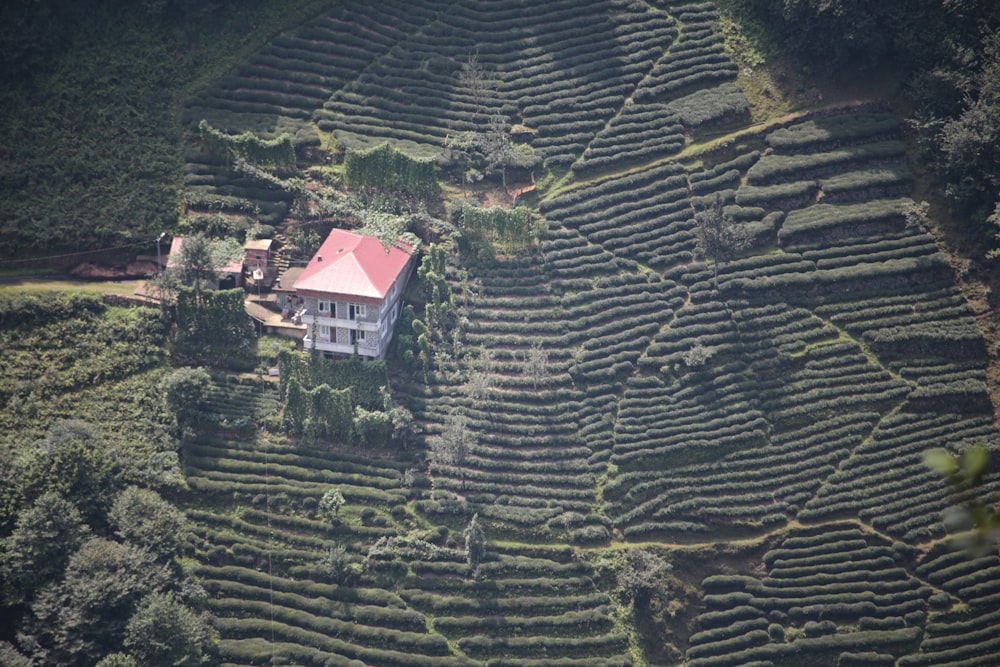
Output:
[318, 300, 334, 317]
[350, 328, 366, 345]
[349, 303, 367, 320]
[319, 325, 331, 341]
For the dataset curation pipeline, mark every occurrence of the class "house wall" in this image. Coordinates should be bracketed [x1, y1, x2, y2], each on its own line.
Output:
[300, 295, 385, 358]
[296, 253, 413, 359]
[246, 249, 269, 271]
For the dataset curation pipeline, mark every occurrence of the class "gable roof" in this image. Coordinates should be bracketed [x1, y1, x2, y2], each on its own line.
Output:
[293, 228, 413, 300]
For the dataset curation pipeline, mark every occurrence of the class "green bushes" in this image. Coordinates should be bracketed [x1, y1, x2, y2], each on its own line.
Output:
[458, 204, 537, 255]
[765, 113, 900, 151]
[198, 120, 296, 169]
[344, 142, 440, 200]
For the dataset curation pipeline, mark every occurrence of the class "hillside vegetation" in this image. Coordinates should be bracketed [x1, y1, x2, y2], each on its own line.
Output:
[3, 1, 1000, 666]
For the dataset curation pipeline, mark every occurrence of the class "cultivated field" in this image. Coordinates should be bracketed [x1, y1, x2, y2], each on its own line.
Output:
[176, 1, 1000, 665]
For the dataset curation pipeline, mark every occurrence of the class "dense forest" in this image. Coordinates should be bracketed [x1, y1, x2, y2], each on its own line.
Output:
[3, 1, 1000, 665]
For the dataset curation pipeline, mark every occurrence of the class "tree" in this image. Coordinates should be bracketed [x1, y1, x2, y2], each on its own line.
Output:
[21, 537, 171, 666]
[458, 50, 495, 120]
[428, 410, 474, 489]
[321, 543, 357, 584]
[18, 419, 116, 528]
[683, 342, 714, 369]
[524, 341, 550, 391]
[108, 486, 187, 562]
[319, 488, 346, 524]
[0, 641, 31, 667]
[159, 366, 211, 431]
[122, 592, 218, 666]
[694, 194, 752, 288]
[1, 491, 90, 606]
[482, 112, 518, 190]
[94, 654, 138, 667]
[171, 233, 212, 292]
[171, 232, 245, 293]
[617, 548, 672, 607]
[464, 513, 486, 569]
[390, 404, 417, 449]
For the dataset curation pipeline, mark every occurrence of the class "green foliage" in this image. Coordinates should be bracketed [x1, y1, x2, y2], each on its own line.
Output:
[173, 286, 256, 366]
[108, 486, 187, 562]
[1, 492, 90, 606]
[458, 203, 537, 257]
[318, 488, 346, 524]
[428, 410, 474, 489]
[282, 377, 353, 442]
[353, 405, 394, 448]
[0, 294, 167, 407]
[123, 592, 218, 666]
[277, 348, 388, 411]
[0, 1, 315, 256]
[344, 142, 440, 201]
[94, 654, 138, 667]
[199, 119, 296, 169]
[727, 0, 964, 73]
[14, 420, 117, 528]
[464, 513, 486, 569]
[21, 537, 172, 666]
[159, 366, 212, 430]
[616, 548, 672, 606]
[924, 444, 1000, 555]
[0, 642, 31, 667]
[695, 194, 754, 287]
[167, 232, 245, 292]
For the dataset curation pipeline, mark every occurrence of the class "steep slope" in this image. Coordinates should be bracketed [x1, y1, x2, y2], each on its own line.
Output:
[180, 1, 1000, 665]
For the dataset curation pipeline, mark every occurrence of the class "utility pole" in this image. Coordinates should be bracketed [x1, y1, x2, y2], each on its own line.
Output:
[156, 232, 166, 275]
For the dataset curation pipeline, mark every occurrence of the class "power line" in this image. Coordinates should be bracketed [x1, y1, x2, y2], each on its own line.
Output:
[0, 240, 155, 264]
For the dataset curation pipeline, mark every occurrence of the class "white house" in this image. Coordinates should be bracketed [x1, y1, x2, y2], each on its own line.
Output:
[293, 228, 415, 359]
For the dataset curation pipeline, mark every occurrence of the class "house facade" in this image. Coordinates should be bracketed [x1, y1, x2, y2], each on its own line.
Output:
[292, 228, 414, 359]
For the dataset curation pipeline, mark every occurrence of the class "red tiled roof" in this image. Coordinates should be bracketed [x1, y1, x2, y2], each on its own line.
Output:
[293, 229, 413, 300]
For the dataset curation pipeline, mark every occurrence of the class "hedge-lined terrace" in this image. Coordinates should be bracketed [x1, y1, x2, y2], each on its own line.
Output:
[765, 112, 902, 152]
[399, 547, 631, 664]
[801, 411, 1000, 542]
[313, 0, 679, 163]
[180, 432, 500, 666]
[182, 149, 296, 226]
[541, 161, 699, 267]
[686, 525, 931, 665]
[630, 3, 737, 106]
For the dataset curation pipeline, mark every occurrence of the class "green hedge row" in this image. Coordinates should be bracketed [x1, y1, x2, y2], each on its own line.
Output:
[457, 631, 630, 660]
[747, 140, 905, 186]
[212, 616, 458, 666]
[434, 608, 612, 637]
[766, 113, 900, 151]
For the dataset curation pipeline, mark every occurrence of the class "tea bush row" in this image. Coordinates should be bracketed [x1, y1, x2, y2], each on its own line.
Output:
[747, 141, 906, 186]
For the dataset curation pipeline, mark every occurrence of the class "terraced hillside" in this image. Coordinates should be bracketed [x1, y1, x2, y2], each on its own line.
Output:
[180, 1, 1000, 665]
